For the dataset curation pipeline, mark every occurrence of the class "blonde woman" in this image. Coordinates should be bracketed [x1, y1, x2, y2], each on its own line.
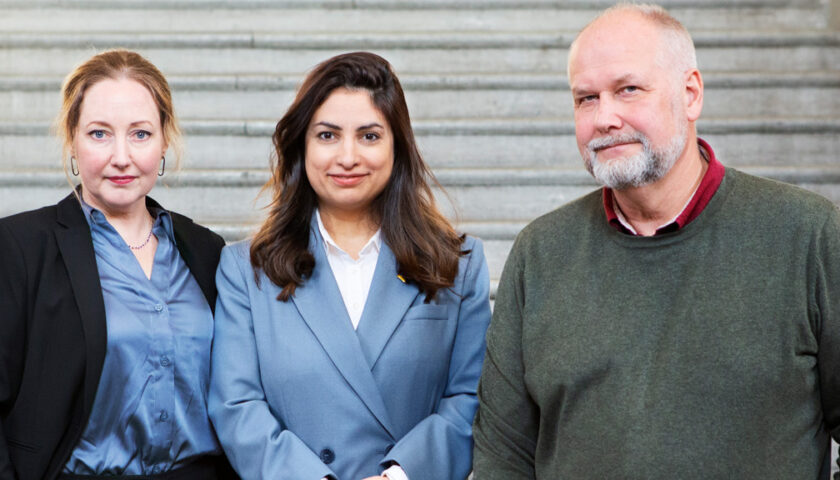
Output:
[0, 50, 235, 479]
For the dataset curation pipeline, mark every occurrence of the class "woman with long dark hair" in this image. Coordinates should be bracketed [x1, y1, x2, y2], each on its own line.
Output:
[209, 52, 491, 480]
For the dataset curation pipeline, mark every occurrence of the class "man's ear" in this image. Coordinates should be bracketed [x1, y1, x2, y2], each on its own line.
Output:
[684, 69, 703, 122]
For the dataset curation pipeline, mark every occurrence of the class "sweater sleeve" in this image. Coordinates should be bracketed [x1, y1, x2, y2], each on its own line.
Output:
[472, 235, 539, 479]
[816, 206, 840, 461]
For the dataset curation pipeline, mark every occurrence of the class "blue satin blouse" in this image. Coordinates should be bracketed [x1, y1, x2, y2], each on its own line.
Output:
[63, 203, 221, 474]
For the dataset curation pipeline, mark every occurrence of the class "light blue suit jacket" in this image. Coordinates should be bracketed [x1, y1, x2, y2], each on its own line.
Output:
[208, 220, 491, 480]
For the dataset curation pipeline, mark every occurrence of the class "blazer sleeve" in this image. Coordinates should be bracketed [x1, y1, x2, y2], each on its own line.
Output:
[208, 245, 335, 480]
[0, 222, 27, 479]
[381, 237, 492, 480]
[471, 234, 539, 479]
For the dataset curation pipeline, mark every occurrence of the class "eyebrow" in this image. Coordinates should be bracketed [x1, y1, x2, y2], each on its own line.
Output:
[357, 122, 384, 130]
[313, 121, 340, 130]
[83, 120, 154, 129]
[312, 121, 384, 131]
[571, 86, 592, 98]
[613, 74, 642, 85]
[571, 74, 644, 97]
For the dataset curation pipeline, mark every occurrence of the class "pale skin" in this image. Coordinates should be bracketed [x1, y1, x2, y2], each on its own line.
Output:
[305, 88, 395, 260]
[72, 77, 168, 278]
[569, 11, 706, 236]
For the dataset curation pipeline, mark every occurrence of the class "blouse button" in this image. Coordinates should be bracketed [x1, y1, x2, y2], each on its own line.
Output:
[159, 410, 169, 421]
[154, 304, 164, 312]
[160, 355, 171, 367]
[319, 448, 335, 464]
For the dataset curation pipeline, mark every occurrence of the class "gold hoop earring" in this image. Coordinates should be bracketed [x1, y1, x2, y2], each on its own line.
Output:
[158, 156, 166, 176]
[70, 156, 79, 176]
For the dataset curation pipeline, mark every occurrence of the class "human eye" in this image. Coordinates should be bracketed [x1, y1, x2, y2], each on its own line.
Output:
[575, 94, 598, 107]
[317, 131, 335, 141]
[621, 85, 639, 94]
[361, 132, 380, 142]
[88, 129, 107, 140]
[133, 130, 152, 140]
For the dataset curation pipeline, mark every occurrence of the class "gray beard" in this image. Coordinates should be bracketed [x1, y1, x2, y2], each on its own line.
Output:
[584, 129, 687, 190]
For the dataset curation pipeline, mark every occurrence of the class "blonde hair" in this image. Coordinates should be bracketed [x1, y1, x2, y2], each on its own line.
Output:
[57, 49, 182, 178]
[569, 3, 697, 80]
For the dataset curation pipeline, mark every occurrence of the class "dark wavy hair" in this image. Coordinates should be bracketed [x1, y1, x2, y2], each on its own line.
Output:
[250, 51, 465, 302]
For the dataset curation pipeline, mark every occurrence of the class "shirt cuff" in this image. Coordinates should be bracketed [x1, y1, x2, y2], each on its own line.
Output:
[383, 464, 409, 480]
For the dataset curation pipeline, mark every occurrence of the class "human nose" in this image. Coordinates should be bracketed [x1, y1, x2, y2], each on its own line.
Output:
[110, 137, 131, 168]
[336, 137, 359, 169]
[593, 95, 622, 132]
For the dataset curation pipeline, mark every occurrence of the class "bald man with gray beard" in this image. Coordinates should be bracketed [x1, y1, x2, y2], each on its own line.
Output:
[472, 4, 840, 479]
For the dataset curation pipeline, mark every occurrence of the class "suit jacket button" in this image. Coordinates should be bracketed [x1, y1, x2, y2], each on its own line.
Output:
[320, 448, 335, 464]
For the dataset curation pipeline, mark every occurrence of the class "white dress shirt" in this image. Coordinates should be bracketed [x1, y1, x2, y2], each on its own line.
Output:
[316, 210, 381, 329]
[315, 211, 409, 480]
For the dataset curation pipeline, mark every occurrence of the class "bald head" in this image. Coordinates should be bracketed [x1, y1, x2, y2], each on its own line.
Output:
[566, 2, 705, 191]
[568, 3, 697, 83]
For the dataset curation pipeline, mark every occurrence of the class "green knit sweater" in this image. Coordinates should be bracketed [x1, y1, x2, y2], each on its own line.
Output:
[473, 168, 840, 479]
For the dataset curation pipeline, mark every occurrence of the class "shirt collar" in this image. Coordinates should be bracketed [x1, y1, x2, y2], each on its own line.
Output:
[603, 137, 724, 236]
[79, 194, 173, 242]
[315, 209, 382, 258]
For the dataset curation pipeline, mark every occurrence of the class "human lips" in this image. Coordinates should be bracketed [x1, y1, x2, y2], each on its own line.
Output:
[107, 175, 136, 185]
[589, 135, 640, 152]
[329, 173, 367, 187]
[594, 143, 640, 160]
[597, 141, 634, 150]
[586, 133, 647, 160]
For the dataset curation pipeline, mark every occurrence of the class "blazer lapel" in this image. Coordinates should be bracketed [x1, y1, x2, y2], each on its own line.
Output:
[165, 204, 219, 310]
[355, 243, 420, 370]
[290, 224, 396, 437]
[54, 193, 107, 413]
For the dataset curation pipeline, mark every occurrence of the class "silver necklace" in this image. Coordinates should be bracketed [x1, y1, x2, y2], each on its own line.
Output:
[129, 222, 155, 250]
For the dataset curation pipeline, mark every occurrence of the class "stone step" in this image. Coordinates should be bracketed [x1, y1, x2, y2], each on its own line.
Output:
[3, 72, 838, 121]
[0, 168, 594, 224]
[3, 118, 838, 170]
[2, 165, 838, 223]
[0, 0, 823, 8]
[0, 5, 828, 33]
[2, 31, 838, 75]
[8, 71, 840, 93]
[207, 220, 520, 282]
[3, 165, 838, 283]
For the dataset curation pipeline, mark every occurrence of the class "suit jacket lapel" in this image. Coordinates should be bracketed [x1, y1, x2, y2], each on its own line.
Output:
[355, 243, 420, 370]
[290, 223, 396, 437]
[164, 202, 219, 311]
[53, 193, 107, 414]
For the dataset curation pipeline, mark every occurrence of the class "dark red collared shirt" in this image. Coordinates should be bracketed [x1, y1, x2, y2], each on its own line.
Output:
[603, 138, 724, 236]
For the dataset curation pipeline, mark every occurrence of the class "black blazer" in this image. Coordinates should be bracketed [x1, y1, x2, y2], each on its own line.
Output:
[0, 193, 234, 480]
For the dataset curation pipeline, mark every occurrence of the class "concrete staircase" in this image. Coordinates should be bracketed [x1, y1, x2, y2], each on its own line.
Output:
[1, 0, 839, 288]
[1, 0, 839, 474]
